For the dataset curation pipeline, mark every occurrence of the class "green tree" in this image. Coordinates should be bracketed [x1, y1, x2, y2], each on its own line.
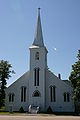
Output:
[0, 60, 15, 108]
[69, 50, 80, 113]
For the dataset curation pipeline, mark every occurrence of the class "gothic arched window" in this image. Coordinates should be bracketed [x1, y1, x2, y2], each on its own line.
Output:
[67, 93, 70, 102]
[64, 93, 66, 102]
[35, 52, 39, 60]
[64, 92, 70, 102]
[9, 93, 11, 102]
[50, 85, 56, 102]
[32, 90, 41, 97]
[34, 68, 40, 86]
[9, 93, 15, 102]
[21, 86, 26, 102]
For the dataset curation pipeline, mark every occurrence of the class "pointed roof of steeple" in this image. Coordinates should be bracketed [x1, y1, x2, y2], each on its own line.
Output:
[33, 8, 44, 47]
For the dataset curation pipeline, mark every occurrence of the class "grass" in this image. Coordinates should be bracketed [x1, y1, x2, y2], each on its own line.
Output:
[0, 106, 79, 116]
[0, 111, 28, 115]
[0, 111, 10, 115]
[0, 112, 80, 116]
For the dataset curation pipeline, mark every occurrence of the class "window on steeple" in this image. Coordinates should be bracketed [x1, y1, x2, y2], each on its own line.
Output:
[35, 52, 39, 60]
[34, 68, 40, 86]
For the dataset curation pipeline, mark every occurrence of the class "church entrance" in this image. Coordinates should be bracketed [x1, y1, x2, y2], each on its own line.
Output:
[32, 90, 41, 107]
[33, 98, 39, 106]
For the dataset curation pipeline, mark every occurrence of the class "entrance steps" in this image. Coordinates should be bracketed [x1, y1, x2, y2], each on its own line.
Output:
[28, 105, 39, 114]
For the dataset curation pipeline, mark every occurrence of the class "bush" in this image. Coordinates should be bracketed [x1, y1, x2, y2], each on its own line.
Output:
[47, 106, 53, 113]
[19, 107, 24, 113]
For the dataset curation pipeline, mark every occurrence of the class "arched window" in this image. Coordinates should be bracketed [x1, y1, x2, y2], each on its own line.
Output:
[12, 94, 14, 102]
[64, 93, 66, 102]
[34, 68, 40, 86]
[21, 86, 26, 102]
[64, 92, 70, 102]
[9, 94, 11, 102]
[67, 93, 70, 102]
[50, 86, 56, 102]
[35, 52, 39, 60]
[53, 86, 56, 102]
[33, 90, 41, 97]
[9, 93, 14, 102]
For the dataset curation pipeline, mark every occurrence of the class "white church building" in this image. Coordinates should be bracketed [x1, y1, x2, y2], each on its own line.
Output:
[5, 9, 75, 112]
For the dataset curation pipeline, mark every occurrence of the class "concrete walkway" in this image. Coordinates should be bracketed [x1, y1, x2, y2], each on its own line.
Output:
[0, 115, 80, 120]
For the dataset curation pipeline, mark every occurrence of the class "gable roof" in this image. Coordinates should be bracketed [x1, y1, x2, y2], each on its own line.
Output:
[46, 69, 72, 89]
[6, 71, 30, 89]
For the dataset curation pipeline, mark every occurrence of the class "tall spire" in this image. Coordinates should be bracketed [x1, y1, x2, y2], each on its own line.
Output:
[33, 8, 44, 47]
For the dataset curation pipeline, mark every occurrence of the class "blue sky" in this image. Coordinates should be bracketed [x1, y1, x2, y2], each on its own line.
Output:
[0, 0, 80, 86]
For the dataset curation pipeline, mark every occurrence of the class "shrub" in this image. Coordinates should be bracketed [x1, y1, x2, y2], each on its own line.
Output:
[47, 106, 53, 113]
[19, 107, 24, 113]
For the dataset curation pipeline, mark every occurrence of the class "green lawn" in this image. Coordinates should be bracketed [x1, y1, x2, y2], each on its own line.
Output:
[0, 111, 29, 115]
[0, 111, 10, 115]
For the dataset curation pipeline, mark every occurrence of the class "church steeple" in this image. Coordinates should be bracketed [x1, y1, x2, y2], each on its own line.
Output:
[33, 8, 44, 47]
[29, 9, 47, 111]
